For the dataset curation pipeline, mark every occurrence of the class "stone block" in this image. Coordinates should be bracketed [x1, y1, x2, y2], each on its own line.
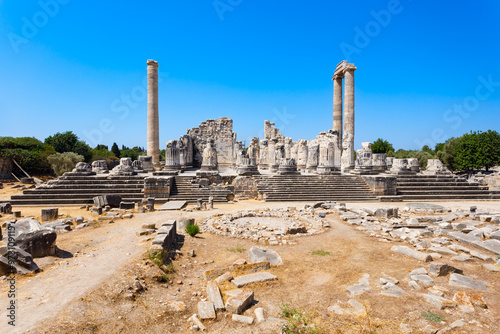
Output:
[248, 246, 283, 265]
[449, 273, 488, 291]
[0, 203, 12, 214]
[93, 195, 122, 208]
[225, 290, 254, 314]
[41, 207, 58, 222]
[391, 246, 432, 262]
[119, 201, 135, 210]
[232, 314, 254, 325]
[423, 294, 456, 309]
[231, 272, 277, 288]
[214, 272, 233, 284]
[15, 229, 57, 258]
[197, 301, 216, 320]
[206, 281, 224, 311]
[254, 307, 265, 323]
[429, 263, 463, 277]
[142, 223, 156, 230]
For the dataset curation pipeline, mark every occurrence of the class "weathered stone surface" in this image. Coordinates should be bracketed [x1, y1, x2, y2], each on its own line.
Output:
[176, 218, 194, 233]
[381, 283, 407, 297]
[449, 273, 488, 290]
[225, 290, 254, 314]
[429, 263, 463, 277]
[412, 274, 435, 288]
[347, 273, 371, 297]
[141, 223, 156, 230]
[480, 239, 500, 255]
[451, 253, 474, 262]
[93, 195, 122, 208]
[453, 291, 474, 313]
[41, 207, 58, 222]
[483, 263, 500, 272]
[204, 262, 270, 281]
[374, 207, 398, 219]
[391, 246, 432, 262]
[158, 201, 187, 211]
[254, 307, 265, 323]
[187, 314, 206, 331]
[232, 314, 254, 325]
[248, 246, 283, 265]
[206, 281, 224, 311]
[423, 294, 457, 309]
[0, 202, 12, 214]
[119, 201, 135, 210]
[214, 272, 233, 284]
[469, 250, 493, 261]
[231, 272, 277, 288]
[428, 246, 457, 256]
[197, 301, 216, 320]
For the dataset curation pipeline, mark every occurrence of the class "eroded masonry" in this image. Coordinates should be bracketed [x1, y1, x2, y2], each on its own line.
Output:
[7, 60, 500, 205]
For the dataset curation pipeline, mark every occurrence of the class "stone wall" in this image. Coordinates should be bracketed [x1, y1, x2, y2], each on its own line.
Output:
[0, 158, 13, 179]
[232, 176, 259, 199]
[144, 177, 173, 199]
[187, 117, 237, 168]
[362, 175, 397, 196]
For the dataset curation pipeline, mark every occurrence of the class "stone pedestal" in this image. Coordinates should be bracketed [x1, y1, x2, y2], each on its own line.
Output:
[389, 159, 416, 175]
[110, 158, 136, 176]
[139, 155, 155, 172]
[162, 140, 181, 174]
[91, 160, 109, 174]
[258, 139, 269, 170]
[424, 159, 451, 175]
[147, 59, 160, 170]
[277, 158, 300, 175]
[372, 154, 387, 172]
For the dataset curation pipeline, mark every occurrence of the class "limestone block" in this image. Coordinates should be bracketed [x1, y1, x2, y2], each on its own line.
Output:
[225, 290, 254, 314]
[248, 246, 283, 265]
[197, 301, 216, 320]
[391, 246, 432, 262]
[231, 272, 277, 288]
[41, 207, 58, 222]
[449, 273, 488, 290]
[232, 314, 254, 325]
[206, 281, 224, 311]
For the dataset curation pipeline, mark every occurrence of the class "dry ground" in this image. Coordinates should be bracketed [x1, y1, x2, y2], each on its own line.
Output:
[0, 199, 499, 334]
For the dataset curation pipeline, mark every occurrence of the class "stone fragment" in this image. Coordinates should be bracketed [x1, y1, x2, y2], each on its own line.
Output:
[453, 291, 474, 313]
[176, 218, 194, 233]
[119, 201, 135, 210]
[411, 274, 435, 288]
[451, 253, 474, 262]
[470, 250, 493, 261]
[225, 290, 254, 314]
[41, 208, 58, 222]
[347, 273, 371, 297]
[214, 272, 233, 284]
[206, 281, 224, 311]
[347, 299, 366, 316]
[478, 239, 500, 255]
[231, 272, 277, 288]
[197, 301, 216, 320]
[423, 294, 457, 309]
[428, 246, 457, 256]
[142, 223, 156, 230]
[449, 273, 488, 291]
[254, 307, 265, 323]
[392, 246, 432, 262]
[429, 263, 463, 277]
[248, 246, 283, 265]
[381, 283, 406, 297]
[483, 263, 500, 272]
[408, 280, 420, 290]
[188, 314, 206, 331]
[232, 314, 254, 325]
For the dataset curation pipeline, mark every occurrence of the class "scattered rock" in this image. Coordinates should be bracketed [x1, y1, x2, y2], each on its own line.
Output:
[231, 272, 277, 288]
[254, 307, 265, 323]
[232, 314, 254, 325]
[248, 246, 283, 265]
[197, 301, 216, 320]
[423, 294, 456, 309]
[449, 273, 488, 291]
[225, 290, 254, 314]
[429, 263, 463, 277]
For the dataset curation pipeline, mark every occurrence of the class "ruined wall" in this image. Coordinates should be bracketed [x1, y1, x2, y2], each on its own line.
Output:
[264, 120, 285, 143]
[186, 117, 237, 168]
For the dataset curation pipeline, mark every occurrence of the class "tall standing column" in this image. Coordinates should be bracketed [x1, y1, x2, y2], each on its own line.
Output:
[147, 59, 160, 170]
[332, 74, 343, 139]
[342, 64, 357, 171]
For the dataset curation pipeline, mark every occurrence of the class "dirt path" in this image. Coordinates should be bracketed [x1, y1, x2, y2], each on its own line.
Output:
[0, 215, 151, 334]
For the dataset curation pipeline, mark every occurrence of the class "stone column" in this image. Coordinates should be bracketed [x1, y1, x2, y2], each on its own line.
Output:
[342, 64, 357, 171]
[332, 74, 343, 138]
[147, 59, 160, 170]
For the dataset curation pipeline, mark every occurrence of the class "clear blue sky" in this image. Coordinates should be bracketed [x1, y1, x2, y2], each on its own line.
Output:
[1, 0, 499, 151]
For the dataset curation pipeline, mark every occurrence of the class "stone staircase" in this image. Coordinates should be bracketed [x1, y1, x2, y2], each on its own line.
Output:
[168, 176, 233, 203]
[256, 175, 377, 202]
[395, 174, 498, 200]
[9, 175, 146, 206]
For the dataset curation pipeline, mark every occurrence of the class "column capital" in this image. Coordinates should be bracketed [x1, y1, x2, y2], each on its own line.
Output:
[332, 74, 344, 81]
[147, 59, 159, 67]
[344, 63, 357, 72]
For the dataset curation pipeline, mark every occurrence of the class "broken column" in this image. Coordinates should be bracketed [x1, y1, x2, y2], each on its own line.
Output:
[342, 63, 356, 172]
[147, 59, 160, 170]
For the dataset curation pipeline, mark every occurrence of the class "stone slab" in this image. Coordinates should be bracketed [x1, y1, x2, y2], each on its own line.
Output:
[232, 314, 254, 325]
[158, 201, 188, 211]
[449, 273, 488, 291]
[391, 246, 432, 262]
[231, 272, 277, 288]
[206, 281, 225, 311]
[248, 246, 283, 265]
[423, 294, 457, 309]
[225, 290, 254, 314]
[197, 301, 216, 320]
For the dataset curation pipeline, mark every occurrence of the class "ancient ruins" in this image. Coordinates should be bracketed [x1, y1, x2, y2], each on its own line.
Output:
[1, 59, 500, 334]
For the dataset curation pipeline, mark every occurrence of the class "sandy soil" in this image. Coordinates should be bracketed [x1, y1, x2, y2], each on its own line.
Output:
[0, 200, 499, 333]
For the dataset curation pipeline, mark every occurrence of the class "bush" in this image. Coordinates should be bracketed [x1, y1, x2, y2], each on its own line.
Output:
[186, 224, 200, 237]
[47, 152, 84, 176]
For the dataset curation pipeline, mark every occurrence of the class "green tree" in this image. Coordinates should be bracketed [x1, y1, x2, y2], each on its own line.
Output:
[45, 131, 79, 153]
[477, 130, 500, 172]
[111, 142, 121, 158]
[371, 138, 395, 155]
[453, 132, 481, 174]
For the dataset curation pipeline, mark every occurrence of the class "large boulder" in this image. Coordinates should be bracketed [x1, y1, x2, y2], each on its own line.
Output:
[248, 246, 283, 265]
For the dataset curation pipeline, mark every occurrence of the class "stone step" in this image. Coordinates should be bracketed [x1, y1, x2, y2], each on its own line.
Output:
[21, 189, 144, 195]
[400, 194, 494, 200]
[11, 193, 143, 200]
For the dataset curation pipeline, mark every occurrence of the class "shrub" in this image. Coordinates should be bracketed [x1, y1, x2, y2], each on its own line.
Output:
[280, 303, 320, 334]
[421, 311, 444, 323]
[186, 224, 200, 237]
[47, 152, 84, 176]
[312, 250, 330, 256]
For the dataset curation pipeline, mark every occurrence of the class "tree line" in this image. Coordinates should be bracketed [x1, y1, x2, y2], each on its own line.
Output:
[0, 131, 145, 176]
[371, 130, 500, 173]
